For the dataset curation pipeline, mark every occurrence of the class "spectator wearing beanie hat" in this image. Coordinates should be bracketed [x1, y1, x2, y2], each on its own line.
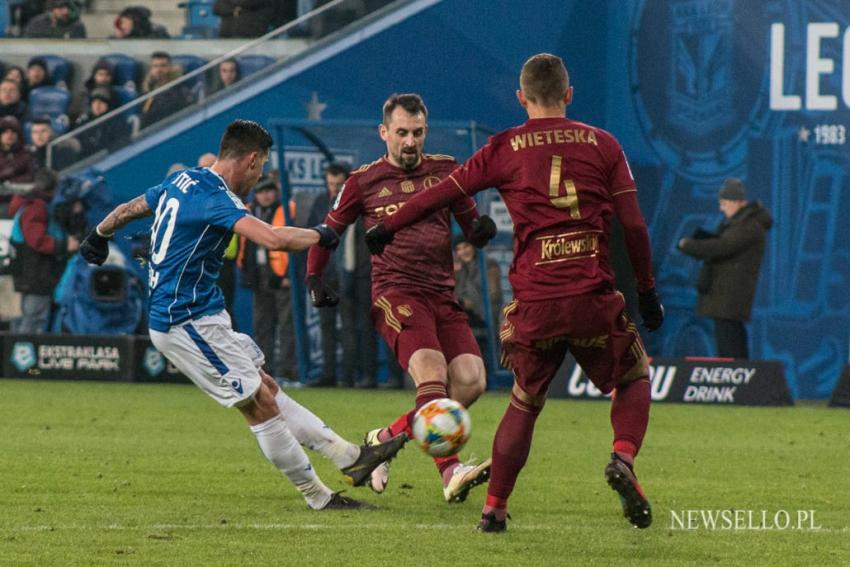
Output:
[73, 87, 130, 158]
[677, 178, 774, 358]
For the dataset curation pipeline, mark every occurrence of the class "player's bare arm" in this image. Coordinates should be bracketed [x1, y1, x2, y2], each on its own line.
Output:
[233, 215, 339, 252]
[79, 195, 152, 265]
[98, 194, 152, 236]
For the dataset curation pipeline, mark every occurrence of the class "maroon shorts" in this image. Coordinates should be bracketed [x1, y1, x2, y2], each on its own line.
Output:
[371, 287, 481, 370]
[500, 291, 648, 398]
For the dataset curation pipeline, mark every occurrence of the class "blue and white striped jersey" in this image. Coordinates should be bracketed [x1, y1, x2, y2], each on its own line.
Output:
[144, 167, 247, 332]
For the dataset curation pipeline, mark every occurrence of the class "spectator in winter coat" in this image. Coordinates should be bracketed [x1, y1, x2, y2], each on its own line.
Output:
[112, 6, 170, 39]
[0, 116, 35, 186]
[23, 0, 86, 39]
[8, 169, 78, 333]
[0, 79, 28, 123]
[72, 87, 131, 158]
[678, 178, 773, 359]
[140, 52, 193, 129]
[214, 0, 289, 38]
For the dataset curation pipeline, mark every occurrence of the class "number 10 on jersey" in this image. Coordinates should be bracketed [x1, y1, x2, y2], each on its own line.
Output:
[148, 194, 180, 289]
[549, 155, 581, 219]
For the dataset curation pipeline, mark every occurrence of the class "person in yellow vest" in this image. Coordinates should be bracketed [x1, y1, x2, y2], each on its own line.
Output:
[237, 176, 299, 380]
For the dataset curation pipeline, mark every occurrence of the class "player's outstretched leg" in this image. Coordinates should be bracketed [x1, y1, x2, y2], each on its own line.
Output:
[243, 381, 372, 510]
[263, 371, 406, 487]
[478, 386, 545, 532]
[607, 376, 652, 528]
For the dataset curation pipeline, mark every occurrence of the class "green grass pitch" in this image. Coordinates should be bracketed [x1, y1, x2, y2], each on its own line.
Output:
[1, 379, 848, 566]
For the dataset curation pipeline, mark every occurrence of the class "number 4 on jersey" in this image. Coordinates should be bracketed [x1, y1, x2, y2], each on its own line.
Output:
[549, 155, 581, 219]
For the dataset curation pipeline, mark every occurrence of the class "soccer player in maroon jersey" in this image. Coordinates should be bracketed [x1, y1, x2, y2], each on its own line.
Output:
[306, 94, 498, 502]
[365, 55, 665, 531]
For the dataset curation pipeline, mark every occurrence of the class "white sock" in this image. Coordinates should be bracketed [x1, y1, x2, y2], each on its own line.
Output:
[275, 391, 360, 470]
[250, 415, 333, 509]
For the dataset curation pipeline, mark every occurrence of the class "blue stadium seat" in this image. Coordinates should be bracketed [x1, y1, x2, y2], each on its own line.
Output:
[100, 53, 140, 90]
[27, 86, 71, 119]
[39, 54, 73, 89]
[112, 85, 138, 116]
[172, 54, 207, 90]
[236, 55, 276, 77]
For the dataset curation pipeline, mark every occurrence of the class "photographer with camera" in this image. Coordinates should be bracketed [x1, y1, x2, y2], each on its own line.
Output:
[8, 169, 78, 333]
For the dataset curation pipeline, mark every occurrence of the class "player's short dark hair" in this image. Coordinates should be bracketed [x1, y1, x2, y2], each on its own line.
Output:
[520, 53, 570, 106]
[382, 93, 428, 125]
[324, 160, 350, 178]
[218, 119, 273, 159]
[31, 116, 52, 127]
[150, 51, 171, 62]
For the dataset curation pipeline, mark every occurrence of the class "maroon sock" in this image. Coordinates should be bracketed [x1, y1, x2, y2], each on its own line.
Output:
[378, 380, 449, 442]
[610, 377, 651, 462]
[381, 411, 415, 441]
[486, 393, 542, 507]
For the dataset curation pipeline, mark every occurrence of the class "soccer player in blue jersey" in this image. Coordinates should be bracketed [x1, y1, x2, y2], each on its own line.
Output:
[79, 120, 407, 510]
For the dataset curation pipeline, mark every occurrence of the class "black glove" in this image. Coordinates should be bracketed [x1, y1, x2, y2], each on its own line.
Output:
[267, 274, 284, 289]
[469, 215, 497, 247]
[80, 228, 111, 265]
[365, 222, 393, 255]
[638, 288, 664, 332]
[311, 223, 339, 249]
[306, 275, 339, 307]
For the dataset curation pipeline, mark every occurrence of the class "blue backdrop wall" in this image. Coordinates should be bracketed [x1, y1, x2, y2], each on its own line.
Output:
[103, 0, 850, 398]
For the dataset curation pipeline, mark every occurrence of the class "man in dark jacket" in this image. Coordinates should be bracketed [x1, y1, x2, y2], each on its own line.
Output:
[8, 169, 78, 333]
[678, 178, 773, 358]
[214, 0, 293, 38]
[0, 116, 34, 185]
[23, 0, 87, 38]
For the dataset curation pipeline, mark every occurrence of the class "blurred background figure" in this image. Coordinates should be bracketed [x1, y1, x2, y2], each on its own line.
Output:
[0, 116, 35, 211]
[678, 178, 773, 359]
[23, 0, 87, 39]
[8, 169, 78, 333]
[26, 58, 51, 91]
[453, 234, 502, 363]
[306, 161, 347, 387]
[112, 6, 170, 39]
[72, 87, 130, 158]
[140, 52, 193, 129]
[208, 58, 240, 96]
[237, 175, 299, 379]
[214, 0, 294, 38]
[28, 117, 78, 172]
[0, 79, 28, 123]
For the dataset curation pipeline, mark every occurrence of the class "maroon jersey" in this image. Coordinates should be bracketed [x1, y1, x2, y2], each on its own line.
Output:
[307, 154, 479, 298]
[384, 117, 655, 301]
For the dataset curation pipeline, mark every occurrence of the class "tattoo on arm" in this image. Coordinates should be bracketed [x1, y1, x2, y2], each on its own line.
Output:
[97, 195, 152, 235]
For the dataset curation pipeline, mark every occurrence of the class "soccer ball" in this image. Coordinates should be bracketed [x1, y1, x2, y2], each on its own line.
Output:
[412, 398, 472, 457]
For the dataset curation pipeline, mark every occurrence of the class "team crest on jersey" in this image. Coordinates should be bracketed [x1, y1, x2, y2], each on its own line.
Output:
[423, 176, 441, 189]
[397, 305, 413, 317]
[401, 180, 415, 193]
[378, 186, 392, 198]
[332, 184, 345, 210]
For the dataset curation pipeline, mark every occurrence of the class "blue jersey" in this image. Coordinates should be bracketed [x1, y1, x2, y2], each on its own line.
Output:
[144, 167, 247, 332]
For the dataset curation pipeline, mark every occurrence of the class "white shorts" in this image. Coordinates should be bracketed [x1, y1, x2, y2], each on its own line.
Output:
[150, 311, 266, 408]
